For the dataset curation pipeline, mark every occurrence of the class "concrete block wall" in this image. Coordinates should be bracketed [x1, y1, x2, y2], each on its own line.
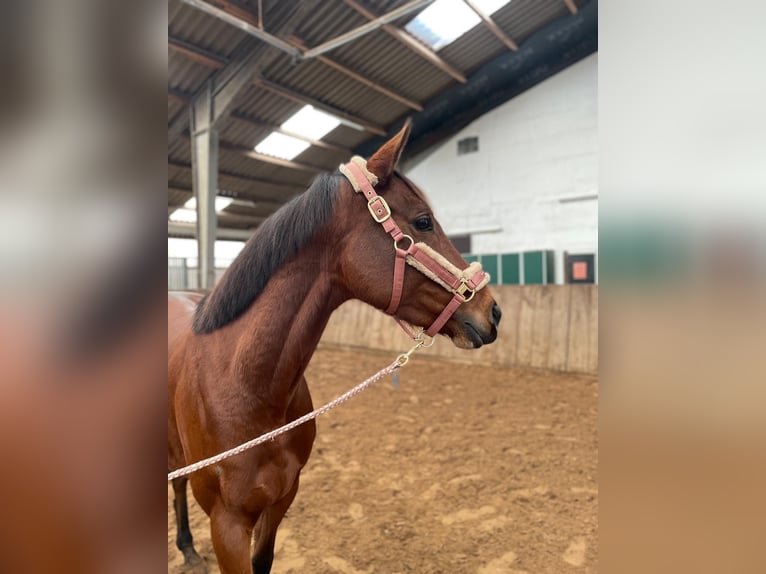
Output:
[404, 53, 598, 285]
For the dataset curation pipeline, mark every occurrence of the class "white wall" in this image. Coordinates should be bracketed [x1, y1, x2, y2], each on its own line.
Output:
[405, 53, 598, 284]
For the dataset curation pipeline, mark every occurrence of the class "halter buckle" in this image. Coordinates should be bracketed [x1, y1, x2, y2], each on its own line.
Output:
[367, 196, 391, 223]
[456, 280, 476, 302]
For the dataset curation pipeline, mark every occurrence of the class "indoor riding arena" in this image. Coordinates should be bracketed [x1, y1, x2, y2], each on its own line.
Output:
[168, 1, 598, 573]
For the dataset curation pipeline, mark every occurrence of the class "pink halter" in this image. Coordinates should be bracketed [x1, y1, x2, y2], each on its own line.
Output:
[340, 157, 489, 338]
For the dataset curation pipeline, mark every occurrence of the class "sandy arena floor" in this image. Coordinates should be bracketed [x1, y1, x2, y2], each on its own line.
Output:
[168, 347, 598, 573]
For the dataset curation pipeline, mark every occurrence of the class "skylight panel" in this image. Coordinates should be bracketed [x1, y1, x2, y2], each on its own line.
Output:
[406, 0, 512, 51]
[169, 196, 234, 223]
[253, 106, 342, 161]
[254, 132, 310, 161]
[183, 196, 234, 212]
[475, 0, 513, 14]
[169, 208, 197, 223]
[281, 105, 341, 140]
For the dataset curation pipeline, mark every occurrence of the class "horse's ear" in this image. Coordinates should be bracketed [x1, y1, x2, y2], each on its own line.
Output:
[367, 120, 412, 186]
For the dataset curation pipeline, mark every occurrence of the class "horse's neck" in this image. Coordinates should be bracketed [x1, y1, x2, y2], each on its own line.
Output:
[230, 244, 347, 403]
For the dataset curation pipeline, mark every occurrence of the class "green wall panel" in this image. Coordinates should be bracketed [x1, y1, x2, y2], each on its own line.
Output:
[523, 251, 544, 284]
[479, 254, 499, 285]
[501, 253, 520, 284]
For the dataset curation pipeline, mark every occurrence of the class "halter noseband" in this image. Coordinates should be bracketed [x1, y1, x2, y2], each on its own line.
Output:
[340, 156, 490, 338]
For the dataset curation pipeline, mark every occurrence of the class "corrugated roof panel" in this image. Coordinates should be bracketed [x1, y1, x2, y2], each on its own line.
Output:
[169, 0, 248, 56]
[265, 56, 409, 125]
[168, 189, 191, 207]
[218, 114, 349, 169]
[233, 85, 303, 126]
[168, 52, 214, 93]
[495, 0, 569, 44]
[438, 24, 507, 75]
[293, 146, 348, 169]
[217, 150, 315, 188]
[168, 162, 192, 183]
[328, 29, 454, 105]
[168, 99, 185, 119]
[291, 1, 370, 47]
[325, 125, 373, 150]
[219, 115, 271, 149]
[169, 135, 191, 157]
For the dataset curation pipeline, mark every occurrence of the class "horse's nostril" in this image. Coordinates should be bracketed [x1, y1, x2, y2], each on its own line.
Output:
[491, 302, 502, 327]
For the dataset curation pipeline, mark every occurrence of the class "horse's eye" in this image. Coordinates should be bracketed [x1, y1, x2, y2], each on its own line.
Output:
[414, 215, 433, 232]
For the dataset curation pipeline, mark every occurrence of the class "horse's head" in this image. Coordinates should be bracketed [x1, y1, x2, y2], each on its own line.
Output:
[336, 122, 501, 349]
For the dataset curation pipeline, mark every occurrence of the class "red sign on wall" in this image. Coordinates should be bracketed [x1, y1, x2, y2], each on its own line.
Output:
[572, 261, 588, 280]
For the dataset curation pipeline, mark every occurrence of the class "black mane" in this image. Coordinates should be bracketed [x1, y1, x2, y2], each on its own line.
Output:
[192, 171, 341, 334]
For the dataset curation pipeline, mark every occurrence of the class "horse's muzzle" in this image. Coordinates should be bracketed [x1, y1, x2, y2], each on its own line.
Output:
[459, 301, 501, 348]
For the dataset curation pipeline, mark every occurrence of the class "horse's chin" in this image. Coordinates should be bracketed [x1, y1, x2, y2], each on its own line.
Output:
[447, 326, 484, 349]
[446, 319, 495, 349]
[451, 334, 480, 349]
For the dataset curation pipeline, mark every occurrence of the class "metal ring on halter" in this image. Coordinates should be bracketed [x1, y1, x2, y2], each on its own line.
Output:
[413, 328, 435, 348]
[394, 234, 414, 251]
[456, 280, 476, 302]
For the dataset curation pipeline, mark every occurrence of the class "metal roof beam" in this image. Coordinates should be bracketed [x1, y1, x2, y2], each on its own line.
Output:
[169, 222, 255, 240]
[253, 77, 387, 136]
[217, 139, 324, 173]
[211, 0, 261, 27]
[179, 0, 435, 68]
[168, 87, 193, 105]
[340, 0, 466, 84]
[302, 0, 435, 58]
[168, 36, 227, 68]
[168, 186, 290, 217]
[168, 0, 314, 143]
[169, 183, 193, 195]
[218, 212, 268, 226]
[168, 39, 387, 139]
[180, 0, 302, 58]
[168, 205, 270, 225]
[563, 0, 578, 15]
[230, 112, 352, 155]
[288, 36, 423, 112]
[167, 33, 265, 145]
[182, 130, 327, 174]
[463, 0, 518, 51]
[169, 160, 305, 197]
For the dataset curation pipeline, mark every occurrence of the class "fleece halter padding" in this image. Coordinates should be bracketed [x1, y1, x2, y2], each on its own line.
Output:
[339, 156, 378, 190]
[407, 243, 490, 293]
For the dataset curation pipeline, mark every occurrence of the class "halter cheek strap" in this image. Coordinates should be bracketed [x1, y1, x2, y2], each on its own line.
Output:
[340, 157, 490, 338]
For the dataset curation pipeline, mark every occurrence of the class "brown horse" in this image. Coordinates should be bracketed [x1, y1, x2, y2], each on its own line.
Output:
[168, 123, 501, 573]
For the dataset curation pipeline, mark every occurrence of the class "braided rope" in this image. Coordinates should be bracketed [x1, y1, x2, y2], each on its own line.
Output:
[168, 360, 401, 481]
